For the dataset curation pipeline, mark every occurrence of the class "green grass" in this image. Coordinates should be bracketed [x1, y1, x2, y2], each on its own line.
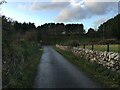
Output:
[80, 44, 119, 53]
[3, 40, 43, 88]
[55, 47, 120, 88]
[109, 45, 119, 53]
[9, 48, 43, 88]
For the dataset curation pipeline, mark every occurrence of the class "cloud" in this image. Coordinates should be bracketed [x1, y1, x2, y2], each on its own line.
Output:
[18, 4, 28, 10]
[94, 18, 108, 27]
[18, 0, 83, 11]
[118, 1, 120, 14]
[6, 0, 120, 2]
[56, 1, 117, 22]
[56, 5, 88, 22]
[18, 0, 118, 24]
[52, 0, 70, 2]
[19, 2, 69, 11]
[84, 2, 115, 15]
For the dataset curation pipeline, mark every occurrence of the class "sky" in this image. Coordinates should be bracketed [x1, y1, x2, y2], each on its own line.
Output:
[0, 0, 119, 31]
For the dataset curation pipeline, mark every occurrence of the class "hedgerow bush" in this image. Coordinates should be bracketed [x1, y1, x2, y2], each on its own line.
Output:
[64, 40, 79, 47]
[2, 40, 42, 88]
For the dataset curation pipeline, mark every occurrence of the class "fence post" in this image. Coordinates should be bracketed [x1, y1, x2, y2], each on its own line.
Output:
[83, 44, 85, 49]
[92, 44, 94, 50]
[107, 44, 109, 52]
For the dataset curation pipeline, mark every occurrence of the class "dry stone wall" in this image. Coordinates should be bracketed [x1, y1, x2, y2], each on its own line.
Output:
[56, 45, 120, 73]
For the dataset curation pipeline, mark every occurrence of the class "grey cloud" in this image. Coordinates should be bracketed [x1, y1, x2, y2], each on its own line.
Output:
[85, 2, 116, 15]
[19, 1, 118, 24]
[29, 2, 70, 10]
[56, 2, 118, 22]
[118, 1, 120, 14]
[94, 18, 108, 27]
[56, 6, 89, 22]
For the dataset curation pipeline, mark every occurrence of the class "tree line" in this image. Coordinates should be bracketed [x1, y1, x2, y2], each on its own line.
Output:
[2, 14, 120, 45]
[37, 14, 119, 44]
[84, 14, 119, 40]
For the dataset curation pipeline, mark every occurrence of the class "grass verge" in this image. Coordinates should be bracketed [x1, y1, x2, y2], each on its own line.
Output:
[3, 40, 43, 88]
[55, 47, 120, 88]
[10, 48, 43, 88]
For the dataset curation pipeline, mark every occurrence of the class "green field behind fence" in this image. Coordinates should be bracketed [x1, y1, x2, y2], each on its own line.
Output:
[80, 44, 119, 53]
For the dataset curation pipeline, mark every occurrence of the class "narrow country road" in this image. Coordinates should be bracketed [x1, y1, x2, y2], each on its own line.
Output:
[33, 46, 102, 88]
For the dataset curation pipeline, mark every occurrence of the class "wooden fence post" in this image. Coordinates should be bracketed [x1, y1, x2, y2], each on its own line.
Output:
[107, 44, 109, 52]
[83, 44, 85, 49]
[92, 44, 94, 50]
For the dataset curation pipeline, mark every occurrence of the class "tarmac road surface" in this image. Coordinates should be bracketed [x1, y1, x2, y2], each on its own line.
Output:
[33, 46, 102, 88]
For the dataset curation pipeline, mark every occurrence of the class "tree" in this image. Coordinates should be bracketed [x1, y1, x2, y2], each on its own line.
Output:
[97, 14, 120, 39]
[87, 28, 96, 38]
[2, 16, 15, 45]
[0, 0, 7, 5]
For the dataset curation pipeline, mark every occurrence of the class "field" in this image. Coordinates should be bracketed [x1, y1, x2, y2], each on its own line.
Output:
[80, 44, 119, 53]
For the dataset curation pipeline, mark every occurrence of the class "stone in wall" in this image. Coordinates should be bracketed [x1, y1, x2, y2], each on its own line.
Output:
[56, 45, 120, 72]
